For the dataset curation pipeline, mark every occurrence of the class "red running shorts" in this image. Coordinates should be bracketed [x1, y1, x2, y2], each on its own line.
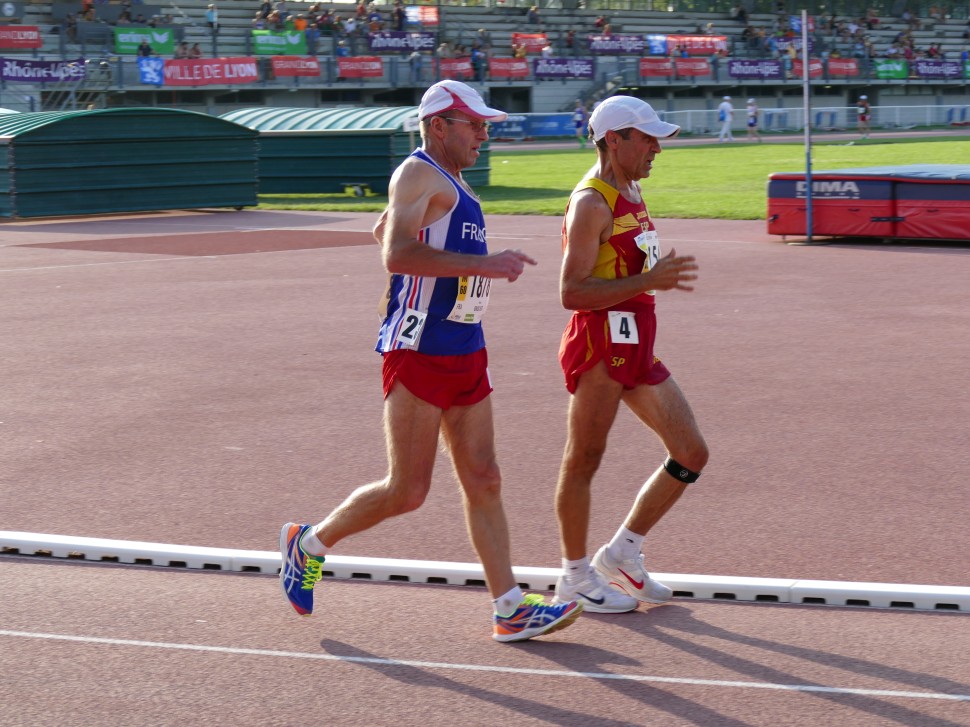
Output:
[382, 348, 492, 410]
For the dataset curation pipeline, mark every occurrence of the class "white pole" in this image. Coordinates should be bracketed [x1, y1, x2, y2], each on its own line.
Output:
[802, 9, 813, 243]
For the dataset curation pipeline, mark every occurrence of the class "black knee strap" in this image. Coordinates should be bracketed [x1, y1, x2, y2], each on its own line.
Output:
[664, 456, 701, 484]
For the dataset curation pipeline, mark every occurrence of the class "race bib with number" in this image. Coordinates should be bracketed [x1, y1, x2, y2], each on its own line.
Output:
[635, 229, 661, 273]
[395, 307, 427, 347]
[446, 275, 491, 324]
[608, 311, 639, 344]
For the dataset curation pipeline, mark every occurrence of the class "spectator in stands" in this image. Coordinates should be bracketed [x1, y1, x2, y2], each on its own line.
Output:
[512, 41, 527, 58]
[175, 41, 190, 58]
[409, 49, 424, 84]
[274, 0, 289, 23]
[368, 8, 383, 32]
[343, 15, 359, 54]
[527, 5, 541, 26]
[603, 22, 613, 37]
[541, 42, 553, 58]
[257, 0, 271, 19]
[594, 15, 606, 30]
[476, 28, 492, 50]
[252, 10, 266, 29]
[64, 13, 78, 42]
[206, 4, 219, 34]
[731, 3, 748, 24]
[335, 39, 349, 57]
[565, 29, 576, 55]
[293, 13, 307, 31]
[900, 7, 921, 30]
[393, 1, 405, 31]
[137, 38, 154, 56]
[355, 0, 367, 22]
[471, 42, 486, 81]
[133, 13, 146, 24]
[963, 20, 970, 41]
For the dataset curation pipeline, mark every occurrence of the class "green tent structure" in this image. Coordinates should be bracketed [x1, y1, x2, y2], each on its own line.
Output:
[0, 108, 258, 218]
[220, 106, 493, 195]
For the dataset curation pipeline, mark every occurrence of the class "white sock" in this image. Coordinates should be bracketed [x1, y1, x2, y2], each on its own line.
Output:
[300, 528, 330, 558]
[607, 526, 644, 563]
[562, 557, 590, 585]
[493, 586, 525, 617]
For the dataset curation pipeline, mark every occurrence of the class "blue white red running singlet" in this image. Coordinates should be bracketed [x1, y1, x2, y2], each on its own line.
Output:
[376, 148, 490, 356]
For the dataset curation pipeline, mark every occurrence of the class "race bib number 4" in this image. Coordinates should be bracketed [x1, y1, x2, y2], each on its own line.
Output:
[446, 275, 491, 324]
[608, 311, 639, 344]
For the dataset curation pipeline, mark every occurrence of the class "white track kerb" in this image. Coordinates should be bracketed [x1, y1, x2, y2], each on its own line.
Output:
[3, 531, 969, 613]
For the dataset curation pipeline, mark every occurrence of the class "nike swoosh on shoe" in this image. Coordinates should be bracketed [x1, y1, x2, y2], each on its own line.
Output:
[618, 569, 644, 589]
[577, 592, 605, 605]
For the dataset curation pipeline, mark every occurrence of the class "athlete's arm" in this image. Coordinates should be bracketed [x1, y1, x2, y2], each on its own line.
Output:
[381, 158, 536, 282]
[560, 188, 698, 311]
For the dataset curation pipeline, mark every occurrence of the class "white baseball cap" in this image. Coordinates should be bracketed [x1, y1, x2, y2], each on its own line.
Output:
[588, 95, 680, 142]
[747, 98, 755, 103]
[860, 95, 868, 99]
[418, 80, 508, 121]
[723, 95, 731, 100]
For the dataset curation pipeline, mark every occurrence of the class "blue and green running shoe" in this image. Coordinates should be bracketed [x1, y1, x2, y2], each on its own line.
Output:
[279, 523, 325, 617]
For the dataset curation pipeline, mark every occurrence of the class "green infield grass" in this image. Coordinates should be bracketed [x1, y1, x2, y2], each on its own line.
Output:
[258, 137, 970, 220]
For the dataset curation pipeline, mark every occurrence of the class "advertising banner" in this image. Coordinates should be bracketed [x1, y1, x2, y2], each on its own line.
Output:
[827, 58, 859, 76]
[272, 56, 320, 77]
[511, 33, 548, 54]
[114, 28, 174, 55]
[368, 31, 435, 52]
[1, 56, 85, 83]
[0, 25, 42, 49]
[728, 58, 783, 80]
[252, 30, 307, 55]
[640, 57, 673, 77]
[665, 34, 728, 55]
[488, 57, 529, 79]
[138, 56, 164, 85]
[164, 57, 259, 86]
[438, 58, 472, 79]
[587, 34, 645, 55]
[532, 57, 594, 79]
[873, 58, 907, 79]
[526, 113, 574, 137]
[489, 114, 527, 140]
[674, 57, 709, 76]
[337, 56, 383, 78]
[404, 6, 438, 26]
[792, 57, 824, 78]
[912, 59, 963, 79]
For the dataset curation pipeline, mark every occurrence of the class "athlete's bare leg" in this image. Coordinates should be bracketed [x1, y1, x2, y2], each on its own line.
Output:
[314, 383, 440, 547]
[555, 360, 624, 560]
[621, 376, 709, 534]
[442, 395, 515, 598]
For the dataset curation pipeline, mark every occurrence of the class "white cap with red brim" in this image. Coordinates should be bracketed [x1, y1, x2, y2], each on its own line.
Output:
[418, 80, 508, 122]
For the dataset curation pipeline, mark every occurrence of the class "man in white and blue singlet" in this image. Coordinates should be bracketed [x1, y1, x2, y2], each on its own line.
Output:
[279, 80, 582, 643]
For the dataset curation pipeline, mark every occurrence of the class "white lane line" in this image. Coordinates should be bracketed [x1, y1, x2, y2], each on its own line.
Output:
[2, 630, 967, 702]
[0, 256, 217, 273]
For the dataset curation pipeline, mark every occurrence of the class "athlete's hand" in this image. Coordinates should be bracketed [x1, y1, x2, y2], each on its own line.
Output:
[647, 248, 698, 292]
[482, 249, 538, 282]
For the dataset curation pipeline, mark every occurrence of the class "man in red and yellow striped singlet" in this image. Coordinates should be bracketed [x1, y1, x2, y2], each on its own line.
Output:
[552, 96, 711, 615]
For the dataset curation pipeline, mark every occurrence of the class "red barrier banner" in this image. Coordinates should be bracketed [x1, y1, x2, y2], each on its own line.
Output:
[666, 34, 728, 55]
[640, 57, 673, 76]
[489, 57, 529, 78]
[271, 56, 320, 77]
[0, 25, 42, 49]
[792, 58, 824, 78]
[438, 58, 473, 79]
[337, 56, 383, 77]
[511, 33, 548, 54]
[827, 58, 859, 77]
[674, 57, 710, 76]
[164, 57, 258, 86]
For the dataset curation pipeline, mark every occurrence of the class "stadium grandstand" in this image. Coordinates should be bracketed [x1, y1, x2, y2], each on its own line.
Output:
[0, 0, 968, 133]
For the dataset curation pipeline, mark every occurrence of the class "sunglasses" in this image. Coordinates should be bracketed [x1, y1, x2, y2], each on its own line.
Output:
[440, 116, 492, 133]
